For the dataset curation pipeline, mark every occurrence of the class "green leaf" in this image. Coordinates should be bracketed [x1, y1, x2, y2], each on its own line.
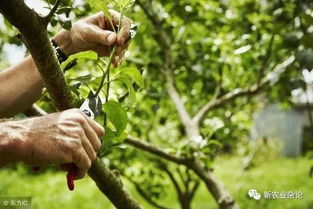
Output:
[116, 75, 136, 107]
[103, 100, 128, 135]
[120, 67, 143, 87]
[67, 74, 92, 84]
[100, 127, 127, 156]
[57, 15, 72, 30]
[87, 0, 113, 23]
[61, 51, 98, 70]
[118, 0, 135, 9]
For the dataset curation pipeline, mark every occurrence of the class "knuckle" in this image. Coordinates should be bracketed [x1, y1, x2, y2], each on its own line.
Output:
[69, 139, 83, 151]
[84, 158, 92, 170]
[95, 140, 102, 152]
[98, 126, 105, 137]
[73, 113, 86, 124]
[91, 151, 97, 162]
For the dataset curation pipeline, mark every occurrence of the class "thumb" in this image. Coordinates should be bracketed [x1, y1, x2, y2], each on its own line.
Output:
[87, 26, 117, 46]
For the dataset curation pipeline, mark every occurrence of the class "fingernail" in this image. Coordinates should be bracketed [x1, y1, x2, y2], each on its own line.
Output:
[107, 33, 116, 44]
[114, 55, 119, 63]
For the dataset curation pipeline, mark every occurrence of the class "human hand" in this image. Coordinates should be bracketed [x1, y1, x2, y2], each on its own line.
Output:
[53, 10, 131, 67]
[3, 109, 104, 179]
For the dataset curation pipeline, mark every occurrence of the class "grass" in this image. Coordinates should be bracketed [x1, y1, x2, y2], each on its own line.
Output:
[0, 156, 312, 209]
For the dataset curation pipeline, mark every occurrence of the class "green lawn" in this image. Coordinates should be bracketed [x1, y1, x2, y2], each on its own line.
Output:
[0, 156, 312, 209]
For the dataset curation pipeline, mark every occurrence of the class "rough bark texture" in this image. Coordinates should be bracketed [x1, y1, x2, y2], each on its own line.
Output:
[0, 1, 142, 209]
[88, 159, 143, 209]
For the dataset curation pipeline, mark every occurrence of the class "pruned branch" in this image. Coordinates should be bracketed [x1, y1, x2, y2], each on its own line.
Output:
[0, 1, 142, 209]
[192, 56, 296, 125]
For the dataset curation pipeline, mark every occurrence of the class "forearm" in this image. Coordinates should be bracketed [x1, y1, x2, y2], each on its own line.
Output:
[0, 56, 44, 118]
[0, 120, 28, 167]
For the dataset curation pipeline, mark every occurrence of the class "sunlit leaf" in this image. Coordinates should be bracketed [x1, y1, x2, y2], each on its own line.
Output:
[103, 100, 128, 135]
[116, 75, 136, 107]
[119, 67, 143, 87]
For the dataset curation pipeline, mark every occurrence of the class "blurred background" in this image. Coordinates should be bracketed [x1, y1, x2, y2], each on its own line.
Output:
[0, 0, 313, 208]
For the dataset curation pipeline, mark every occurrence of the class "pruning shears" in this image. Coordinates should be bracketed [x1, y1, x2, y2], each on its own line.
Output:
[65, 91, 102, 191]
[65, 24, 137, 191]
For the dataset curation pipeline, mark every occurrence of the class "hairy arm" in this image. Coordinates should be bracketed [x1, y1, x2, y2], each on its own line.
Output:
[0, 56, 43, 118]
[0, 11, 130, 118]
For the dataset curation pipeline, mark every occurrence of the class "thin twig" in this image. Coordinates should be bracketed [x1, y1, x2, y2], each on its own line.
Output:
[44, 0, 61, 24]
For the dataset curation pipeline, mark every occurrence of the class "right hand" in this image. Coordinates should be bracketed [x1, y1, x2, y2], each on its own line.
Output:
[8, 108, 104, 179]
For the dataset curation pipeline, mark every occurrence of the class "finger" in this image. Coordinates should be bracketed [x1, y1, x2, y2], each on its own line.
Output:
[80, 131, 97, 161]
[81, 120, 102, 153]
[77, 109, 104, 137]
[110, 10, 131, 45]
[86, 25, 117, 46]
[81, 113, 105, 138]
[112, 55, 120, 68]
[115, 45, 125, 57]
[74, 149, 91, 180]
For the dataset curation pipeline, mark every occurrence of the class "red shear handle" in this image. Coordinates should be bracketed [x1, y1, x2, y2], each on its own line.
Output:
[66, 164, 77, 191]
[33, 164, 77, 191]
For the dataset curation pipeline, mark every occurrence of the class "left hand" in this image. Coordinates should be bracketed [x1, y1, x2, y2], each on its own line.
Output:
[53, 10, 131, 67]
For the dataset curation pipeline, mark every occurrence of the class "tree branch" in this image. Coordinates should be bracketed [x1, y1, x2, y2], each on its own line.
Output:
[134, 1, 239, 208]
[88, 159, 143, 209]
[164, 69, 192, 127]
[136, 0, 192, 130]
[125, 135, 188, 164]
[192, 56, 295, 125]
[125, 136, 238, 209]
[163, 165, 183, 197]
[44, 0, 61, 24]
[189, 180, 200, 200]
[0, 1, 142, 209]
[125, 176, 170, 209]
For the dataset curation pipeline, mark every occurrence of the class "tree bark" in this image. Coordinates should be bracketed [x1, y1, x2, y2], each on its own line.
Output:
[0, 1, 142, 209]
